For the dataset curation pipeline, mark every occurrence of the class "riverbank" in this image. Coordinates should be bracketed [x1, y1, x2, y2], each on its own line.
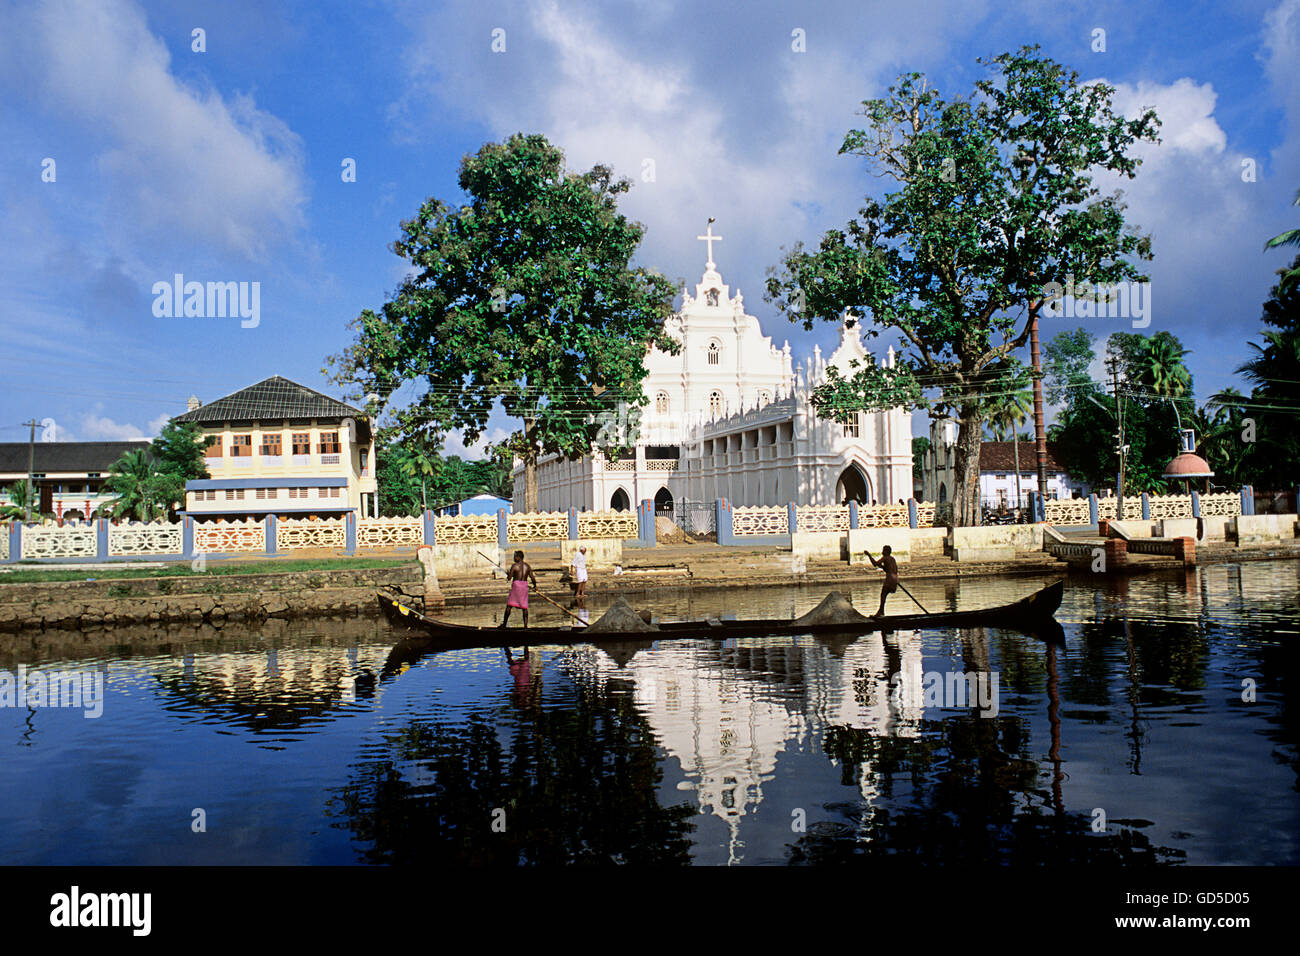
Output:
[2, 537, 1299, 632]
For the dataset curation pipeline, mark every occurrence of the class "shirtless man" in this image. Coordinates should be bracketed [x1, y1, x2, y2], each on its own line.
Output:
[499, 550, 538, 628]
[868, 545, 900, 618]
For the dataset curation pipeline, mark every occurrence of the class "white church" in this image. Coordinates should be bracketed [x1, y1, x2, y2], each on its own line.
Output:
[515, 224, 913, 515]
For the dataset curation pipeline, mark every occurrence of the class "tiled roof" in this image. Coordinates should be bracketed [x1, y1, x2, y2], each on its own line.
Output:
[979, 440, 1067, 474]
[0, 440, 151, 476]
[172, 376, 364, 424]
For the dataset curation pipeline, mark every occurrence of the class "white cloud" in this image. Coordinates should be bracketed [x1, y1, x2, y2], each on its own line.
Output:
[442, 426, 511, 460]
[80, 409, 149, 441]
[3, 0, 307, 262]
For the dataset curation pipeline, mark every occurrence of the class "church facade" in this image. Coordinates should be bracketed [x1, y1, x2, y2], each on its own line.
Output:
[515, 227, 913, 517]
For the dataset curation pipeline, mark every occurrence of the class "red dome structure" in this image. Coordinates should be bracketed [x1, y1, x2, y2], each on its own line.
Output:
[1163, 452, 1214, 479]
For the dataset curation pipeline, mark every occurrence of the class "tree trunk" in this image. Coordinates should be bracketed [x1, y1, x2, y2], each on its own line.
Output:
[953, 406, 983, 526]
[522, 419, 539, 513]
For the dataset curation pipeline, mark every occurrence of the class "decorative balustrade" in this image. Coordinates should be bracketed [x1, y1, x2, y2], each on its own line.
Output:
[644, 459, 679, 471]
[507, 511, 569, 542]
[109, 522, 183, 556]
[276, 518, 346, 550]
[356, 516, 423, 549]
[795, 505, 849, 533]
[1044, 498, 1091, 525]
[0, 526, 8, 561]
[434, 515, 497, 545]
[194, 518, 265, 553]
[733, 506, 788, 536]
[1200, 493, 1241, 517]
[21, 524, 97, 559]
[577, 511, 639, 539]
[603, 460, 636, 472]
[856, 504, 911, 528]
[1146, 494, 1192, 519]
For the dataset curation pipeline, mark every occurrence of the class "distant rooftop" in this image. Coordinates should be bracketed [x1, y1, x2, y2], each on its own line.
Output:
[0, 440, 151, 476]
[979, 441, 1067, 474]
[172, 376, 366, 425]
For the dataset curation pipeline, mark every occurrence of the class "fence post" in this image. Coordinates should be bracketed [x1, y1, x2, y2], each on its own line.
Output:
[7, 522, 21, 563]
[1088, 493, 1099, 526]
[1191, 490, 1201, 518]
[849, 500, 859, 530]
[423, 508, 435, 545]
[266, 514, 277, 555]
[716, 498, 734, 546]
[497, 509, 508, 550]
[344, 512, 355, 555]
[97, 517, 110, 559]
[907, 498, 918, 529]
[568, 507, 579, 541]
[638, 499, 656, 547]
[1141, 492, 1150, 520]
[182, 516, 194, 559]
[787, 502, 798, 535]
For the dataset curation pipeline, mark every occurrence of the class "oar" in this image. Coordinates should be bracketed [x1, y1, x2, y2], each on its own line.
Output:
[862, 548, 930, 615]
[476, 550, 590, 628]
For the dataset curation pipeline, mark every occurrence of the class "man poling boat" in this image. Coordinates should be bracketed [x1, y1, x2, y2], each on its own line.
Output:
[863, 546, 929, 616]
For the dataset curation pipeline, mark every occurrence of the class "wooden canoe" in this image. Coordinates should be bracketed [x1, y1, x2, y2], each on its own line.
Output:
[377, 579, 1065, 650]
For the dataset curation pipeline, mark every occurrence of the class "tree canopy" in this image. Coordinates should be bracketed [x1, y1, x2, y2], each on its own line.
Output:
[327, 133, 679, 512]
[764, 47, 1159, 525]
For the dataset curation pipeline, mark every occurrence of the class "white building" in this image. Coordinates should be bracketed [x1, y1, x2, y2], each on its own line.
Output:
[517, 226, 913, 515]
[921, 419, 1088, 509]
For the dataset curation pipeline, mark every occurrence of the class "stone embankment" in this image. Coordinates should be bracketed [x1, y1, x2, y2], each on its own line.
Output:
[0, 566, 421, 633]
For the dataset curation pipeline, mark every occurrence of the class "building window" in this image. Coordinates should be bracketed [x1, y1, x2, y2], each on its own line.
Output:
[329, 487, 340, 498]
[231, 434, 252, 457]
[224, 489, 245, 501]
[842, 412, 861, 438]
[707, 342, 720, 365]
[360, 449, 369, 476]
[655, 392, 670, 415]
[318, 431, 341, 454]
[205, 436, 222, 457]
[709, 390, 723, 417]
[261, 434, 282, 456]
[292, 433, 311, 455]
[289, 487, 310, 499]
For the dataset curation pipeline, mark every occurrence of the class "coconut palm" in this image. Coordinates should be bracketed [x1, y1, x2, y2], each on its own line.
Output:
[1, 481, 34, 520]
[1264, 188, 1300, 292]
[1134, 332, 1192, 401]
[984, 381, 1034, 511]
[104, 448, 162, 522]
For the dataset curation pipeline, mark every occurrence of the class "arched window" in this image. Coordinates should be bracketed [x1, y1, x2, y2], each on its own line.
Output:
[938, 482, 947, 503]
[655, 391, 670, 414]
[707, 341, 720, 366]
[705, 289, 720, 307]
[709, 390, 723, 417]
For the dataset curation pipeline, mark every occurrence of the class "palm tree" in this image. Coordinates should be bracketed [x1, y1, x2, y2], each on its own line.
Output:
[1, 481, 34, 521]
[104, 448, 161, 522]
[985, 383, 1033, 511]
[1135, 333, 1192, 401]
[1265, 188, 1300, 292]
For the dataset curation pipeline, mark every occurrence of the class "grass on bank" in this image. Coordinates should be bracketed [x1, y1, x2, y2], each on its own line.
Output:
[0, 557, 413, 585]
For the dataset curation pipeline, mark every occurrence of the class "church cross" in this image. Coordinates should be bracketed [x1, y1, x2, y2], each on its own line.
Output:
[697, 219, 723, 268]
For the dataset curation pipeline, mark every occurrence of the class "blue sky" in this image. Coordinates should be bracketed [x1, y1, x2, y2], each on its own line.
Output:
[1, 0, 1297, 453]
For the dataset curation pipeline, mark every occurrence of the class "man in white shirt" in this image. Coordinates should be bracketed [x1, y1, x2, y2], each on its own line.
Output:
[571, 546, 588, 601]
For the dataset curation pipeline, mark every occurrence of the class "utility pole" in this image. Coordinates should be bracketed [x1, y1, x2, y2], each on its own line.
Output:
[22, 419, 39, 523]
[1106, 357, 1127, 517]
[1029, 303, 1049, 509]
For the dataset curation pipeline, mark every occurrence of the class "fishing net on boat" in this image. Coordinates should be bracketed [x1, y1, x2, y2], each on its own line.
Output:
[792, 592, 872, 627]
[586, 597, 659, 633]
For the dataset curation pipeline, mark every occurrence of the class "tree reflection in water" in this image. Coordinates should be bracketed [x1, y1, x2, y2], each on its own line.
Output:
[331, 672, 695, 865]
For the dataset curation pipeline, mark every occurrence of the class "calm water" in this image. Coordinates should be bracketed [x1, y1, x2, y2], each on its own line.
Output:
[1, 562, 1297, 865]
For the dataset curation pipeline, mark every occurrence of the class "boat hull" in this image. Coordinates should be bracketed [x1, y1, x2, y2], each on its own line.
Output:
[377, 579, 1065, 650]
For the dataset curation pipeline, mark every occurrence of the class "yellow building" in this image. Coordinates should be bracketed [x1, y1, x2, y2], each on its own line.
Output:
[174, 376, 377, 520]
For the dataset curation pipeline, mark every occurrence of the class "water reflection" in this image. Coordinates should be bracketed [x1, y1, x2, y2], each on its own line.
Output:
[0, 564, 1296, 864]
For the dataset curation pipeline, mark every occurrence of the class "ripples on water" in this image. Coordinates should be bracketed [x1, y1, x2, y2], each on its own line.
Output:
[0, 562, 1297, 865]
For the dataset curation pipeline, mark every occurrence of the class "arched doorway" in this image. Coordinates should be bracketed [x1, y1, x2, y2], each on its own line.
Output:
[610, 488, 630, 512]
[835, 465, 869, 505]
[654, 487, 674, 517]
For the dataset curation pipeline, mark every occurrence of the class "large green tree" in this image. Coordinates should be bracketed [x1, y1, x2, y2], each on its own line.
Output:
[1264, 188, 1300, 292]
[765, 47, 1159, 525]
[328, 134, 679, 512]
[104, 422, 209, 521]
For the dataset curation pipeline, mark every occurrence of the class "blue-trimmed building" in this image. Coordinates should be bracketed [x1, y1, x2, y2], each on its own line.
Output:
[433, 493, 512, 517]
[173, 376, 378, 521]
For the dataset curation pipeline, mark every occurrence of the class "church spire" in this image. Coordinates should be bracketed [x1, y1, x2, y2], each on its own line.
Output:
[697, 218, 722, 270]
